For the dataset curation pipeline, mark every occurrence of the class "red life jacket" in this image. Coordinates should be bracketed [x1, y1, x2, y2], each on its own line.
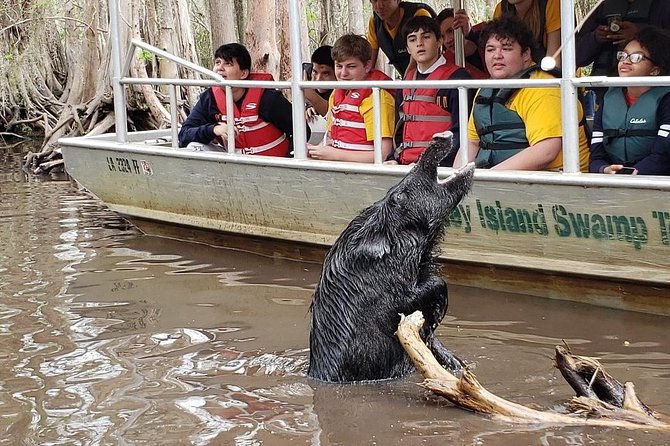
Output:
[330, 69, 393, 151]
[212, 73, 290, 157]
[398, 62, 460, 164]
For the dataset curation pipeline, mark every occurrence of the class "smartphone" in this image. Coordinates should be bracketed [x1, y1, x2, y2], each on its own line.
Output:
[606, 14, 622, 32]
[302, 62, 313, 79]
[615, 167, 636, 174]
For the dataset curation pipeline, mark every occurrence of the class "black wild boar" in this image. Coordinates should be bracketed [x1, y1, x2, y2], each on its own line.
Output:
[308, 132, 474, 382]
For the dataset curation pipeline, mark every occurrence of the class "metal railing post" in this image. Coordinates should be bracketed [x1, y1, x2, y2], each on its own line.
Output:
[560, 0, 581, 173]
[109, 0, 128, 142]
[225, 86, 235, 153]
[169, 84, 178, 148]
[458, 86, 470, 165]
[372, 88, 383, 164]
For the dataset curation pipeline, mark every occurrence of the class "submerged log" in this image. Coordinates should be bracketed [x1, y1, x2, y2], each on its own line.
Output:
[397, 311, 670, 430]
[555, 344, 655, 417]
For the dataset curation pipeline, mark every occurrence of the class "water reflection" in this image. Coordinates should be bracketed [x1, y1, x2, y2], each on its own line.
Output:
[1, 145, 669, 445]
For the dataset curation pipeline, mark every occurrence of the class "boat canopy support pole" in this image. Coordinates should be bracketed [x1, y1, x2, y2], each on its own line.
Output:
[109, 0, 128, 143]
[452, 0, 465, 67]
[288, 0, 307, 159]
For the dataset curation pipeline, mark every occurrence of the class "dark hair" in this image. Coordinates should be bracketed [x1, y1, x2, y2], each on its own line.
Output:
[332, 34, 372, 63]
[435, 7, 454, 26]
[402, 15, 441, 42]
[633, 26, 670, 76]
[214, 43, 252, 72]
[479, 16, 536, 55]
[311, 45, 334, 68]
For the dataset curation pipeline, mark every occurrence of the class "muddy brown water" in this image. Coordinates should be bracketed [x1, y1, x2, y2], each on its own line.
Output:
[1, 145, 669, 445]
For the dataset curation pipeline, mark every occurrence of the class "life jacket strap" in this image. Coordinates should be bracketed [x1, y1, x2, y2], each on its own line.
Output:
[331, 139, 373, 151]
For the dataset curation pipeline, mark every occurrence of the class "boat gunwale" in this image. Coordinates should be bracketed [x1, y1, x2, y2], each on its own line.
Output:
[60, 134, 670, 191]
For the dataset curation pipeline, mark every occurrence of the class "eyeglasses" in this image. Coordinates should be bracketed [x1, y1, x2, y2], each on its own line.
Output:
[616, 51, 654, 64]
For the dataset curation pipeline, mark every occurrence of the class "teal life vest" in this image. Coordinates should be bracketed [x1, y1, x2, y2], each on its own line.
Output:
[374, 1, 436, 76]
[601, 86, 670, 164]
[473, 66, 553, 168]
[500, 0, 549, 63]
[592, 0, 654, 76]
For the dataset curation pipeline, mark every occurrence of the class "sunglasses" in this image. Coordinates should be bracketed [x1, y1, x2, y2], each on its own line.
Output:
[616, 51, 654, 64]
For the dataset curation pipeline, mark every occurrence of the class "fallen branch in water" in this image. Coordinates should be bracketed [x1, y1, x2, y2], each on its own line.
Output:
[396, 310, 670, 430]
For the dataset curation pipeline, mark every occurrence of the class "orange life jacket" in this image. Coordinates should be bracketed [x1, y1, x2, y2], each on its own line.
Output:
[212, 73, 290, 157]
[398, 62, 460, 164]
[330, 69, 393, 151]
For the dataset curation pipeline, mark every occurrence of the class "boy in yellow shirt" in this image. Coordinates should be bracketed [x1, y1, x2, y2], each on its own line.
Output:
[453, 17, 590, 171]
[307, 34, 396, 163]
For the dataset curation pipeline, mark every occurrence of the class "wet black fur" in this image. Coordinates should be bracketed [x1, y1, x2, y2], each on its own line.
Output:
[308, 134, 474, 382]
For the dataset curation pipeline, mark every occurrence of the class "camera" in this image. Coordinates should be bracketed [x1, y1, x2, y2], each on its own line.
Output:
[607, 14, 622, 33]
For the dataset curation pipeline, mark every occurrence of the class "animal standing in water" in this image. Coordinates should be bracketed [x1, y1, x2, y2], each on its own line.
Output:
[308, 132, 474, 382]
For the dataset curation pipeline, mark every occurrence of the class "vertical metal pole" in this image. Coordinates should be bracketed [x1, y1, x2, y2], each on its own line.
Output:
[458, 86, 469, 165]
[109, 0, 128, 142]
[559, 0, 580, 173]
[226, 86, 235, 153]
[452, 0, 465, 67]
[288, 0, 307, 159]
[372, 88, 382, 165]
[169, 85, 178, 148]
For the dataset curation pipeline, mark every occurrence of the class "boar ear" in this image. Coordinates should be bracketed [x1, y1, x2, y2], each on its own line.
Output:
[352, 228, 392, 259]
[356, 238, 391, 259]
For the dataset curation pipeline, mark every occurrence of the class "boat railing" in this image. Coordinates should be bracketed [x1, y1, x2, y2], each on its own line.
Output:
[106, 0, 670, 190]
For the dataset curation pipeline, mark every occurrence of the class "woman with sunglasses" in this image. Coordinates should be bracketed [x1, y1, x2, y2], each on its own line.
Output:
[589, 26, 670, 175]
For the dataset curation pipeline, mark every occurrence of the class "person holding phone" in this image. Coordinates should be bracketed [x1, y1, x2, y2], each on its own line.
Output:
[304, 45, 336, 118]
[575, 0, 670, 77]
[589, 27, 670, 175]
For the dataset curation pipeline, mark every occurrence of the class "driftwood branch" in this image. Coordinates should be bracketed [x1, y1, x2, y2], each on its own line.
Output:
[397, 311, 669, 430]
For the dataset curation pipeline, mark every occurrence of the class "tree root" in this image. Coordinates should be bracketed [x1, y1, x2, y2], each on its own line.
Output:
[23, 145, 64, 175]
[397, 311, 670, 430]
[33, 158, 64, 175]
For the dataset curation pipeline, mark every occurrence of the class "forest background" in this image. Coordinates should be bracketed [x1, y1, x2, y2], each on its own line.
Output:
[0, 0, 598, 151]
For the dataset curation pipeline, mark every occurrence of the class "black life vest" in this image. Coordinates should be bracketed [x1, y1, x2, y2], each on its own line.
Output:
[473, 66, 555, 168]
